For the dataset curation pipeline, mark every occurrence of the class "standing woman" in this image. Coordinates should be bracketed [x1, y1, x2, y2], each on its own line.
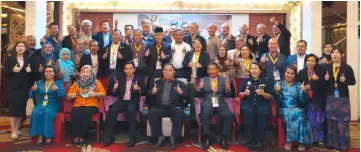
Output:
[233, 45, 257, 93]
[318, 43, 333, 66]
[39, 41, 57, 67]
[55, 48, 75, 88]
[275, 65, 312, 151]
[298, 54, 327, 146]
[4, 41, 32, 139]
[324, 48, 355, 151]
[213, 46, 229, 78]
[66, 65, 106, 146]
[29, 66, 65, 144]
[238, 63, 273, 151]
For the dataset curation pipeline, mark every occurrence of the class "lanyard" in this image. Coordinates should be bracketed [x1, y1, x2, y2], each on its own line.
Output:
[308, 71, 313, 81]
[193, 52, 200, 63]
[210, 78, 217, 93]
[134, 44, 143, 58]
[243, 58, 251, 71]
[47, 60, 52, 66]
[70, 37, 76, 46]
[269, 53, 278, 64]
[112, 43, 119, 60]
[45, 81, 54, 93]
[52, 36, 59, 44]
[156, 44, 162, 60]
[332, 64, 340, 82]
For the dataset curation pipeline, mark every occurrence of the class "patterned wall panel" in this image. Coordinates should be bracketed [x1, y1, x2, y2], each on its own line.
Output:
[9, 14, 25, 43]
[78, 12, 113, 32]
[331, 26, 347, 61]
[248, 14, 284, 37]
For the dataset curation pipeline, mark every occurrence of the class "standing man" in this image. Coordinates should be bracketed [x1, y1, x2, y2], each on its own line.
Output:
[124, 25, 134, 45]
[71, 39, 89, 72]
[255, 24, 272, 61]
[93, 20, 112, 49]
[182, 23, 190, 36]
[164, 24, 177, 43]
[78, 19, 94, 50]
[103, 62, 145, 147]
[227, 36, 245, 62]
[99, 30, 132, 93]
[147, 64, 187, 150]
[183, 22, 206, 49]
[40, 22, 63, 57]
[218, 23, 236, 51]
[62, 25, 78, 51]
[129, 28, 148, 77]
[206, 23, 222, 61]
[238, 24, 257, 54]
[170, 29, 192, 78]
[141, 19, 154, 43]
[286, 40, 307, 72]
[80, 40, 101, 77]
[197, 63, 233, 150]
[260, 38, 287, 82]
[270, 17, 291, 57]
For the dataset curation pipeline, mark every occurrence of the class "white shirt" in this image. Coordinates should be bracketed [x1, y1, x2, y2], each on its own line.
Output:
[297, 54, 306, 72]
[170, 41, 192, 69]
[91, 54, 98, 75]
[109, 42, 120, 69]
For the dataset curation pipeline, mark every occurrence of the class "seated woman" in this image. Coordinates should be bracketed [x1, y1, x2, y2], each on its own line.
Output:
[66, 65, 106, 146]
[29, 66, 66, 144]
[55, 48, 75, 89]
[274, 65, 312, 151]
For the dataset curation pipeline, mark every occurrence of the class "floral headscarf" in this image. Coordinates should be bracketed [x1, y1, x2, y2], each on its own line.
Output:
[76, 65, 96, 98]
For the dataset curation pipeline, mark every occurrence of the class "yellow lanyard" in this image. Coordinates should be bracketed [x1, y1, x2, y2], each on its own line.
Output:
[243, 58, 251, 71]
[112, 44, 119, 60]
[52, 36, 58, 44]
[134, 43, 143, 58]
[47, 60, 52, 66]
[332, 64, 340, 82]
[193, 52, 200, 63]
[156, 44, 162, 60]
[269, 53, 278, 64]
[210, 78, 217, 93]
[45, 81, 54, 93]
[70, 37, 76, 46]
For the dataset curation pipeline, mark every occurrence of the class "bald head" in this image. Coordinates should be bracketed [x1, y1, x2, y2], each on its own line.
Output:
[221, 23, 230, 36]
[207, 23, 217, 36]
[239, 24, 248, 35]
[256, 24, 266, 35]
[25, 35, 36, 49]
[268, 38, 279, 53]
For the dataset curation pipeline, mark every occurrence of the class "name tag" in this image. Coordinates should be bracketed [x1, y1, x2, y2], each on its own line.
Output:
[212, 96, 219, 107]
[334, 89, 340, 98]
[156, 60, 162, 70]
[42, 101, 48, 106]
[273, 70, 280, 81]
[134, 58, 139, 67]
[110, 60, 116, 69]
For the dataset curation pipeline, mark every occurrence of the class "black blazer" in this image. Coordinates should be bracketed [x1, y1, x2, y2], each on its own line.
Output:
[324, 62, 356, 98]
[62, 35, 75, 50]
[240, 33, 257, 54]
[145, 42, 172, 76]
[92, 32, 112, 49]
[298, 66, 328, 108]
[3, 54, 32, 90]
[99, 42, 133, 76]
[218, 35, 236, 51]
[182, 50, 210, 81]
[79, 54, 102, 77]
[27, 49, 43, 82]
[276, 23, 291, 57]
[183, 34, 206, 50]
[256, 33, 272, 60]
[147, 78, 188, 108]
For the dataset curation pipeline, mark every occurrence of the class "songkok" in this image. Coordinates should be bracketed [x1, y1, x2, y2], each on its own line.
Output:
[154, 27, 163, 33]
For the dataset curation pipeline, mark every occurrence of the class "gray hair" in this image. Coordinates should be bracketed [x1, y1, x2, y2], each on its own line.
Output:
[81, 19, 92, 26]
[257, 24, 266, 29]
[189, 21, 199, 28]
[133, 28, 143, 34]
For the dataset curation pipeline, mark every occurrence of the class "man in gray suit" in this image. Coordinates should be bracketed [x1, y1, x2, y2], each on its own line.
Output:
[197, 63, 233, 150]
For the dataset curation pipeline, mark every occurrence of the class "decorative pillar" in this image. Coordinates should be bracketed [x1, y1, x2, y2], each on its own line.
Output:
[346, 1, 359, 121]
[302, 1, 322, 56]
[25, 1, 47, 49]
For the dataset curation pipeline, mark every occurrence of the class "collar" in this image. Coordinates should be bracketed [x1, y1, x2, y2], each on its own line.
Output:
[102, 32, 109, 36]
[126, 76, 134, 81]
[208, 35, 216, 39]
[210, 77, 218, 81]
[163, 78, 174, 82]
[175, 41, 183, 45]
[297, 53, 305, 58]
[112, 42, 120, 46]
[251, 77, 261, 82]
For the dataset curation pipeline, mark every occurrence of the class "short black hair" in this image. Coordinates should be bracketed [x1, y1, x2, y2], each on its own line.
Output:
[304, 53, 319, 66]
[239, 45, 254, 59]
[248, 62, 263, 78]
[43, 66, 60, 81]
[297, 40, 307, 46]
[89, 40, 99, 48]
[124, 25, 134, 30]
[67, 25, 76, 29]
[50, 22, 59, 28]
[284, 64, 298, 76]
[100, 20, 109, 25]
[124, 61, 135, 68]
[175, 29, 183, 33]
[163, 63, 175, 70]
[112, 29, 122, 35]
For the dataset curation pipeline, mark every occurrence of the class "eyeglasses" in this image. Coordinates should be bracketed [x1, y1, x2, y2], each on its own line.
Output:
[45, 70, 54, 73]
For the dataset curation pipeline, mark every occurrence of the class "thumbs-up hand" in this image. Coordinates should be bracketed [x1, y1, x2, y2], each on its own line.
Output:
[255, 88, 263, 95]
[52, 84, 58, 91]
[102, 51, 108, 59]
[199, 79, 205, 89]
[325, 71, 330, 81]
[244, 88, 251, 96]
[133, 81, 140, 91]
[225, 59, 230, 66]
[67, 93, 76, 99]
[188, 62, 193, 68]
[311, 72, 319, 81]
[26, 64, 31, 73]
[13, 64, 21, 73]
[270, 17, 276, 23]
[176, 83, 183, 95]
[261, 56, 267, 63]
[117, 52, 123, 59]
[340, 73, 346, 83]
[214, 58, 220, 65]
[94, 25, 100, 33]
[226, 34, 231, 40]
[300, 82, 307, 91]
[152, 83, 158, 94]
[321, 57, 328, 64]
[113, 79, 119, 91]
[114, 19, 119, 25]
[160, 51, 166, 59]
[195, 62, 202, 68]
[31, 81, 37, 91]
[145, 48, 150, 57]
[248, 38, 254, 45]
[38, 64, 43, 72]
[274, 83, 281, 93]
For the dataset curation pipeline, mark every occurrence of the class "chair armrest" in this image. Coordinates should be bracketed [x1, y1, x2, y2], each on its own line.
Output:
[194, 98, 202, 123]
[224, 98, 235, 114]
[62, 98, 74, 113]
[139, 96, 146, 112]
[98, 98, 105, 113]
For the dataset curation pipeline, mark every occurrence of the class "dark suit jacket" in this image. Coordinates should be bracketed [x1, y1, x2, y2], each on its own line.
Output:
[218, 35, 236, 51]
[256, 33, 271, 60]
[92, 32, 112, 49]
[147, 78, 188, 108]
[145, 42, 172, 76]
[276, 23, 291, 57]
[196, 76, 232, 108]
[239, 33, 257, 54]
[163, 34, 173, 43]
[79, 54, 102, 77]
[62, 35, 76, 50]
[27, 49, 43, 82]
[182, 50, 210, 81]
[3, 54, 32, 90]
[183, 34, 206, 50]
[286, 53, 307, 69]
[99, 42, 133, 77]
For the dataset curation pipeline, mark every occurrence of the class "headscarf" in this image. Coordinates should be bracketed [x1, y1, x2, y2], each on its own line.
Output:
[41, 42, 56, 66]
[58, 48, 74, 82]
[76, 65, 97, 98]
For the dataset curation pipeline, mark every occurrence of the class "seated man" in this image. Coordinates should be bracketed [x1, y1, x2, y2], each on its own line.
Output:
[103, 61, 145, 147]
[197, 63, 233, 150]
[147, 64, 188, 150]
